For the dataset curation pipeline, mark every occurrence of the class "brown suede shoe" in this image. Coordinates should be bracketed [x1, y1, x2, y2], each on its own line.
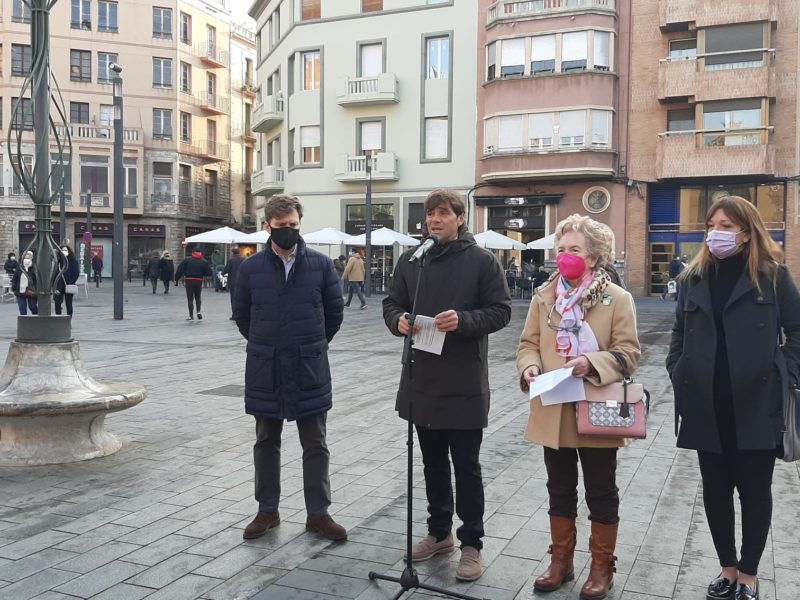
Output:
[408, 533, 455, 562]
[306, 514, 347, 541]
[455, 546, 483, 582]
[243, 511, 280, 539]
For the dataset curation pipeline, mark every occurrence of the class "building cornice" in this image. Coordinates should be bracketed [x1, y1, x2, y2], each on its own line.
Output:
[248, 0, 269, 20]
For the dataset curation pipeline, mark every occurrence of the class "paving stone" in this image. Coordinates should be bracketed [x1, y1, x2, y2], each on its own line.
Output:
[53, 560, 145, 597]
[0, 548, 77, 583]
[52, 508, 131, 535]
[121, 534, 200, 566]
[0, 531, 76, 560]
[203, 565, 287, 600]
[55, 541, 141, 574]
[192, 546, 270, 579]
[139, 574, 223, 600]
[274, 568, 372, 598]
[87, 583, 154, 600]
[0, 568, 77, 600]
[126, 552, 211, 588]
[116, 517, 193, 546]
[625, 560, 680, 598]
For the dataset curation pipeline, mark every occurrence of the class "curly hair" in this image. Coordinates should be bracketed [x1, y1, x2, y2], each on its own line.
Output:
[554, 213, 615, 269]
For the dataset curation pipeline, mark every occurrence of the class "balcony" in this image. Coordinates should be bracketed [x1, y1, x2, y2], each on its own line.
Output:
[233, 126, 257, 144]
[198, 140, 229, 161]
[50, 193, 73, 207]
[252, 95, 284, 133]
[241, 82, 258, 99]
[335, 153, 399, 182]
[196, 91, 229, 115]
[656, 131, 775, 179]
[659, 0, 777, 29]
[195, 42, 229, 68]
[123, 195, 138, 208]
[251, 166, 285, 195]
[151, 194, 176, 204]
[658, 53, 775, 102]
[487, 0, 615, 26]
[336, 73, 399, 106]
[79, 193, 110, 208]
[480, 146, 615, 181]
[55, 124, 143, 143]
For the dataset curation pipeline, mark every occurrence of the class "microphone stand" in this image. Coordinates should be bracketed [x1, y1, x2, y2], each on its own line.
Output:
[368, 252, 485, 600]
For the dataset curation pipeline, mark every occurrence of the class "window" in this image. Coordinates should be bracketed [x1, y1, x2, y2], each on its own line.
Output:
[301, 0, 320, 20]
[70, 102, 89, 124]
[529, 112, 554, 148]
[11, 98, 33, 130]
[271, 10, 281, 45]
[424, 117, 448, 160]
[245, 58, 254, 86]
[180, 62, 191, 92]
[362, 0, 382, 12]
[487, 42, 496, 81]
[559, 111, 585, 146]
[12, 0, 32, 23]
[300, 125, 321, 164]
[179, 164, 191, 198]
[152, 161, 173, 198]
[531, 35, 556, 74]
[204, 169, 217, 207]
[51, 153, 72, 196]
[426, 36, 450, 79]
[71, 50, 92, 81]
[207, 72, 216, 100]
[80, 155, 109, 195]
[593, 31, 611, 71]
[71, 0, 91, 29]
[180, 112, 191, 142]
[98, 52, 118, 83]
[702, 99, 762, 146]
[591, 110, 611, 147]
[669, 39, 696, 61]
[123, 158, 137, 199]
[360, 43, 383, 77]
[359, 121, 382, 156]
[12, 154, 33, 194]
[207, 119, 217, 150]
[153, 108, 172, 139]
[497, 115, 523, 151]
[180, 12, 191, 44]
[301, 50, 320, 90]
[206, 25, 216, 50]
[11, 44, 32, 76]
[153, 7, 172, 39]
[153, 57, 172, 88]
[99, 104, 113, 137]
[705, 23, 764, 70]
[755, 183, 785, 226]
[98, 1, 118, 32]
[500, 38, 525, 77]
[562, 31, 588, 71]
[667, 108, 695, 132]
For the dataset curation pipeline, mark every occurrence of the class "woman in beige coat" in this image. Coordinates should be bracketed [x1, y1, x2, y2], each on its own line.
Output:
[516, 214, 640, 600]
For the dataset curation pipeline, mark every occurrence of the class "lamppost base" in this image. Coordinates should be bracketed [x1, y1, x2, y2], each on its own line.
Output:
[16, 315, 73, 343]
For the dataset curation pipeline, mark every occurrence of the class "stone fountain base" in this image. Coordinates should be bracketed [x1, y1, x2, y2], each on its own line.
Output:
[0, 335, 146, 466]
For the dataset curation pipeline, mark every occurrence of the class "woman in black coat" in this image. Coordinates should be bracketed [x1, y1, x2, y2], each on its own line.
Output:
[54, 244, 81, 316]
[4, 252, 18, 276]
[144, 251, 161, 294]
[667, 196, 800, 600]
[11, 250, 38, 315]
[158, 251, 174, 294]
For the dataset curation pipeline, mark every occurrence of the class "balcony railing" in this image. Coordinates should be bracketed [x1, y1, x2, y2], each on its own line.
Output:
[251, 166, 285, 195]
[659, 0, 777, 29]
[232, 24, 256, 43]
[335, 153, 399, 182]
[79, 193, 110, 208]
[336, 73, 399, 106]
[241, 82, 257, 97]
[487, 0, 615, 25]
[195, 42, 229, 67]
[198, 140, 230, 161]
[151, 194, 176, 204]
[196, 91, 229, 114]
[50, 193, 73, 206]
[123, 195, 138, 208]
[54, 124, 143, 142]
[252, 95, 284, 133]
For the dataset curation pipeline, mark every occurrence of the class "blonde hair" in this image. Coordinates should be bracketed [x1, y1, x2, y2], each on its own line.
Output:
[553, 214, 615, 269]
[681, 195, 782, 290]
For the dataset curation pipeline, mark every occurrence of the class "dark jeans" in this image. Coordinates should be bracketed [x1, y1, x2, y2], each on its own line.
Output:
[162, 279, 170, 293]
[543, 446, 620, 524]
[184, 279, 202, 316]
[345, 281, 365, 307]
[415, 426, 485, 550]
[17, 296, 38, 315]
[697, 449, 776, 575]
[54, 293, 74, 316]
[149, 277, 158, 293]
[254, 413, 331, 517]
[93, 269, 101, 286]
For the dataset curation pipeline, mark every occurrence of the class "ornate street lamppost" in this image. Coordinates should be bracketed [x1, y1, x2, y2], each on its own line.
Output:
[111, 62, 124, 320]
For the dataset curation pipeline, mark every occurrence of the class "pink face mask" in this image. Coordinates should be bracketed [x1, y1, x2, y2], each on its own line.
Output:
[557, 253, 588, 280]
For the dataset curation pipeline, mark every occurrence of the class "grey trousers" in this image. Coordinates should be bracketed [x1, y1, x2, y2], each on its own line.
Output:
[254, 412, 331, 517]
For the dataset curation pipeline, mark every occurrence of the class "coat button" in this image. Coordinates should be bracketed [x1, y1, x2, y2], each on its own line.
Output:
[758, 323, 765, 328]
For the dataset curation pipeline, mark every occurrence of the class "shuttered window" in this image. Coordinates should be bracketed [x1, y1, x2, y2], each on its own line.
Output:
[360, 44, 382, 77]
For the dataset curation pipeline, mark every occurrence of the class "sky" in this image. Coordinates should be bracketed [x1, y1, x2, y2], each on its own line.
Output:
[231, 1, 256, 26]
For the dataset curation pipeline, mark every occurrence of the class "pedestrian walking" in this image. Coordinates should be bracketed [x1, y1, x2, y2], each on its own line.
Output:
[54, 244, 80, 317]
[233, 194, 346, 542]
[383, 189, 512, 582]
[517, 213, 641, 600]
[661, 254, 685, 300]
[12, 250, 38, 315]
[144, 251, 161, 294]
[211, 248, 225, 291]
[342, 249, 367, 309]
[4, 252, 18, 276]
[333, 254, 346, 297]
[221, 246, 244, 319]
[175, 250, 212, 320]
[91, 253, 103, 287]
[666, 195, 800, 600]
[159, 251, 174, 294]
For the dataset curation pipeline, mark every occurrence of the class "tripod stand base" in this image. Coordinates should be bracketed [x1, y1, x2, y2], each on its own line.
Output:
[368, 567, 488, 600]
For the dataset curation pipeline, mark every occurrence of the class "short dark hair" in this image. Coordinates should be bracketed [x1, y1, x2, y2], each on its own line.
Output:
[265, 194, 303, 223]
[424, 189, 465, 217]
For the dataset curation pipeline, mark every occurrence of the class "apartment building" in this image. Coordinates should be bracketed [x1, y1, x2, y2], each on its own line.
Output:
[0, 0, 242, 276]
[230, 23, 258, 232]
[626, 0, 799, 296]
[475, 0, 630, 267]
[248, 0, 476, 286]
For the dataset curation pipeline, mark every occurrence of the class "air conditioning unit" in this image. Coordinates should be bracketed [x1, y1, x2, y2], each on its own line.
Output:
[242, 213, 256, 226]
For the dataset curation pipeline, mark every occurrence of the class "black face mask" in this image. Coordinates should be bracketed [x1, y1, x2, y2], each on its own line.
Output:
[270, 227, 300, 250]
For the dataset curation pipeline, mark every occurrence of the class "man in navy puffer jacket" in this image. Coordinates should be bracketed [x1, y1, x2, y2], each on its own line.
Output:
[233, 194, 345, 541]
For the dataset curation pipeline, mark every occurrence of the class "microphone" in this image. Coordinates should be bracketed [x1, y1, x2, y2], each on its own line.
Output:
[409, 235, 439, 263]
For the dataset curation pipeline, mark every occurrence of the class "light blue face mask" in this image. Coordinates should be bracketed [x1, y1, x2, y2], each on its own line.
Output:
[706, 229, 743, 259]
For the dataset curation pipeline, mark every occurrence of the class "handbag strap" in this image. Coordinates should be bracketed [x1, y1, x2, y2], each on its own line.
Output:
[609, 350, 650, 418]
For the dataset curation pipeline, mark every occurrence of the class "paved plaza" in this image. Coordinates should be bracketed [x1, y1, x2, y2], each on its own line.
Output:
[0, 282, 799, 600]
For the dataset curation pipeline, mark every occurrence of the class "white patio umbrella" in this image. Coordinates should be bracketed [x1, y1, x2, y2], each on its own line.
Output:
[473, 230, 527, 250]
[345, 228, 420, 288]
[239, 230, 270, 243]
[184, 226, 250, 245]
[527, 233, 556, 250]
[303, 227, 352, 245]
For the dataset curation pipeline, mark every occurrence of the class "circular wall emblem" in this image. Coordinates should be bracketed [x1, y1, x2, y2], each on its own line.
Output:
[582, 187, 611, 213]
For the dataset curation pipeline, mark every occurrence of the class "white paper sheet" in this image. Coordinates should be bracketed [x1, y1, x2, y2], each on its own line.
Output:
[527, 366, 586, 406]
[411, 315, 446, 355]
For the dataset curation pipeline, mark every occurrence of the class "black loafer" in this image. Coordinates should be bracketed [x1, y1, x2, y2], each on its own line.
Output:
[707, 575, 737, 600]
[735, 582, 758, 600]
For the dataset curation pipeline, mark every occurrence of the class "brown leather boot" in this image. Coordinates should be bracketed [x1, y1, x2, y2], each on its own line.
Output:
[579, 521, 618, 600]
[534, 516, 577, 592]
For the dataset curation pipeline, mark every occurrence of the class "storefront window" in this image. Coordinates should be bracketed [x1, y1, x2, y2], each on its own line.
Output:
[709, 184, 754, 204]
[679, 187, 706, 231]
[346, 203, 394, 221]
[756, 184, 785, 229]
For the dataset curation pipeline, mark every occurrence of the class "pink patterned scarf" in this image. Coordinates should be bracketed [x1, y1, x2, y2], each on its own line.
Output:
[553, 270, 600, 357]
